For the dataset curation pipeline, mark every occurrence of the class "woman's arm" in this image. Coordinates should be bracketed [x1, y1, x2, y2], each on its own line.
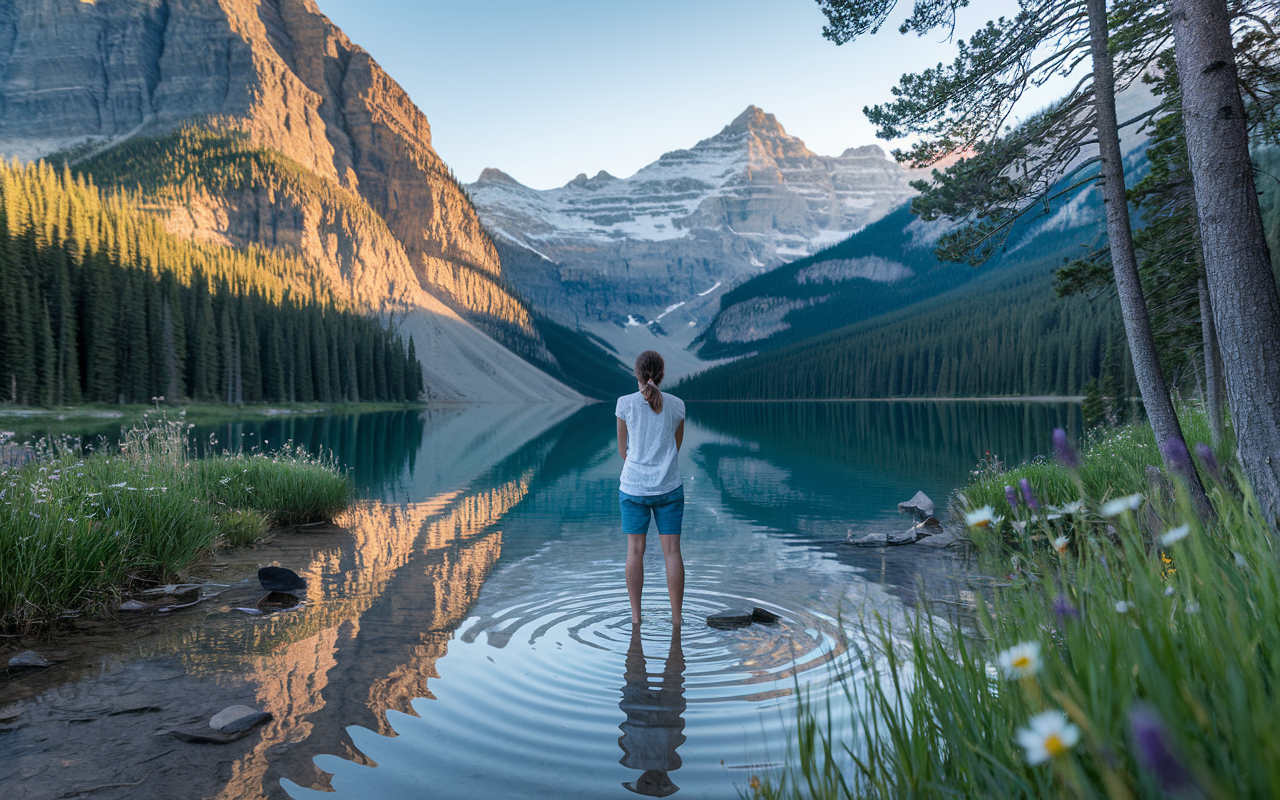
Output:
[675, 419, 684, 452]
[617, 417, 628, 460]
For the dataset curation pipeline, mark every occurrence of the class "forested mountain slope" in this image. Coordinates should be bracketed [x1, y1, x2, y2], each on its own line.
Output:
[0, 0, 605, 401]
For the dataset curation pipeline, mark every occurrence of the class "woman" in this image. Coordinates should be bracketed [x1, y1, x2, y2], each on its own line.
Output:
[616, 350, 686, 626]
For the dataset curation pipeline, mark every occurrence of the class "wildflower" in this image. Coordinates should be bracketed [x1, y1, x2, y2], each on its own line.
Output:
[1052, 429, 1080, 469]
[1052, 596, 1079, 619]
[1010, 519, 1027, 534]
[1186, 602, 1200, 615]
[997, 642, 1042, 679]
[1101, 493, 1143, 517]
[1017, 710, 1080, 765]
[1020, 478, 1039, 509]
[1165, 586, 1175, 597]
[965, 506, 1003, 529]
[1160, 437, 1192, 474]
[1128, 704, 1198, 792]
[1195, 443, 1221, 483]
[1052, 536, 1069, 554]
[1115, 600, 1133, 613]
[1005, 485, 1019, 510]
[1159, 525, 1190, 546]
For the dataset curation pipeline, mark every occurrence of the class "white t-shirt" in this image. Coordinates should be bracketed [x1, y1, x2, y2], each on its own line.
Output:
[616, 391, 686, 496]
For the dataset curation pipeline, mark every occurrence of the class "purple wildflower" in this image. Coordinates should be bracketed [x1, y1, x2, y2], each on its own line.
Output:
[1128, 704, 1197, 792]
[1160, 437, 1192, 474]
[1005, 485, 1019, 510]
[1020, 478, 1039, 509]
[1195, 442, 1221, 483]
[1052, 595, 1079, 620]
[1052, 428, 1079, 469]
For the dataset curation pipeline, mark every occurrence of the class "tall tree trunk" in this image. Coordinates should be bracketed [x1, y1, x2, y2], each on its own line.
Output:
[1087, 0, 1212, 513]
[1172, 0, 1280, 527]
[1198, 277, 1226, 447]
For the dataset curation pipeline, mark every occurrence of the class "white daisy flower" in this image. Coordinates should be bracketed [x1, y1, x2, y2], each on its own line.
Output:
[1052, 500, 1086, 515]
[1100, 493, 1143, 517]
[1016, 710, 1081, 765]
[1115, 600, 1133, 613]
[965, 506, 1003, 529]
[1052, 536, 1069, 555]
[1159, 525, 1190, 546]
[997, 641, 1042, 679]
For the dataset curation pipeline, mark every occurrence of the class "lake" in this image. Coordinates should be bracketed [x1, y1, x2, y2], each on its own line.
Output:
[2, 400, 1079, 800]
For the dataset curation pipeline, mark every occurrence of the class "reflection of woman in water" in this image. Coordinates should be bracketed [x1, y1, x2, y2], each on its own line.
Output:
[618, 624, 687, 796]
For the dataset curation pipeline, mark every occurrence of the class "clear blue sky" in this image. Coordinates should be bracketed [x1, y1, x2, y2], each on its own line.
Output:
[315, 0, 1057, 190]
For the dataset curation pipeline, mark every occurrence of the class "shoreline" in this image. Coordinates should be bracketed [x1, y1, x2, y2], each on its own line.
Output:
[683, 396, 1085, 403]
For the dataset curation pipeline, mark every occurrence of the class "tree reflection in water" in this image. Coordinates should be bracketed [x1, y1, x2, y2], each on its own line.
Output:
[618, 625, 687, 797]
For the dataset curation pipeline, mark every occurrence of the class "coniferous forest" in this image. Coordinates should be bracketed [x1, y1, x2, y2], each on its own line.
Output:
[0, 160, 423, 406]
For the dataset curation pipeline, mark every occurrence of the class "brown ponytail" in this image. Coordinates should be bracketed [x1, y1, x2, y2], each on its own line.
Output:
[635, 350, 665, 413]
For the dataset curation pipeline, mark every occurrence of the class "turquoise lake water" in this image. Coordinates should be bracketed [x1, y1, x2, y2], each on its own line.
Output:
[3, 400, 1080, 799]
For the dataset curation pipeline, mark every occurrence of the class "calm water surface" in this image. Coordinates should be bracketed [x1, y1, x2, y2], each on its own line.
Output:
[4, 401, 1080, 799]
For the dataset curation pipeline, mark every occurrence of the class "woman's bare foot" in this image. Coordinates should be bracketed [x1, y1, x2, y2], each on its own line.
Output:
[632, 614, 642, 625]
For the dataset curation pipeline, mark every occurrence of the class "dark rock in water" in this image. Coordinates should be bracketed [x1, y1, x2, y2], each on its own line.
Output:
[8, 650, 51, 669]
[256, 591, 300, 611]
[897, 491, 935, 520]
[852, 529, 919, 547]
[750, 607, 781, 624]
[921, 516, 942, 528]
[158, 724, 251, 744]
[706, 609, 754, 629]
[258, 566, 305, 593]
[210, 705, 272, 733]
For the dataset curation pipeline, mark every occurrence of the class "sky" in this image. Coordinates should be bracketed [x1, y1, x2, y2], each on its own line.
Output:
[315, 0, 1066, 190]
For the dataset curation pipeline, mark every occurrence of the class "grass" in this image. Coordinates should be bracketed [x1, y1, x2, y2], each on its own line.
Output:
[0, 416, 351, 630]
[756, 408, 1280, 799]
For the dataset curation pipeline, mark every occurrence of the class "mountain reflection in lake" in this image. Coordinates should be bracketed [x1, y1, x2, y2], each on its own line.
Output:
[4, 401, 1078, 800]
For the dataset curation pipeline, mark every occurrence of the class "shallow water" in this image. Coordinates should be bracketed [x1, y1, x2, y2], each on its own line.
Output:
[2, 400, 1078, 800]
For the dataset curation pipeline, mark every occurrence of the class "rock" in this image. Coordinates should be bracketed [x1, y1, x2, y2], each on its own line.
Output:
[921, 517, 942, 528]
[210, 705, 272, 733]
[0, 705, 22, 722]
[118, 600, 150, 612]
[916, 531, 962, 548]
[158, 724, 251, 744]
[257, 567, 305, 594]
[706, 610, 755, 630]
[7, 651, 50, 669]
[256, 591, 301, 611]
[750, 607, 781, 624]
[897, 491, 935, 520]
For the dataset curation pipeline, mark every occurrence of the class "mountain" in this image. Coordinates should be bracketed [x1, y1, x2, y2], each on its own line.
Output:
[0, 0, 590, 402]
[466, 106, 922, 341]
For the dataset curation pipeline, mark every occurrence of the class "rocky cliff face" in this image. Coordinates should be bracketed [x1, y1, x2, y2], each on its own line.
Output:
[467, 106, 922, 330]
[0, 0, 569, 400]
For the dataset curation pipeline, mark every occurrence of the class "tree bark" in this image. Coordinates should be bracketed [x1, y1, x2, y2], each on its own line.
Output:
[1172, 0, 1280, 527]
[1086, 0, 1212, 513]
[1198, 277, 1226, 447]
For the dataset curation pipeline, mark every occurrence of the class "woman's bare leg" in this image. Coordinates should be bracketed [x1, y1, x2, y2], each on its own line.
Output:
[659, 534, 684, 627]
[626, 533, 646, 624]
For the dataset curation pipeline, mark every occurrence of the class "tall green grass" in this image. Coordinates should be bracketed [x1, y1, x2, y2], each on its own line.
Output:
[0, 417, 350, 629]
[757, 412, 1280, 799]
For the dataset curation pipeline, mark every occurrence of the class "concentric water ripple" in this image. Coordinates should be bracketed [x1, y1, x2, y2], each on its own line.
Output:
[282, 553, 860, 800]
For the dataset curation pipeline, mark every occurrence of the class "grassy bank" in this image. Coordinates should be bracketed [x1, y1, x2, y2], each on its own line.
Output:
[759, 408, 1280, 799]
[0, 400, 427, 428]
[0, 418, 350, 629]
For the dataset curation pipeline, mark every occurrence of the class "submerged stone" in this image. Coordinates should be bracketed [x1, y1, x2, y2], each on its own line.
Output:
[118, 600, 149, 612]
[210, 705, 272, 733]
[706, 609, 754, 629]
[8, 650, 51, 668]
[256, 591, 300, 611]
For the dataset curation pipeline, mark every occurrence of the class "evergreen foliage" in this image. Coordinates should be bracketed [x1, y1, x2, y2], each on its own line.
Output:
[679, 254, 1134, 400]
[0, 160, 422, 406]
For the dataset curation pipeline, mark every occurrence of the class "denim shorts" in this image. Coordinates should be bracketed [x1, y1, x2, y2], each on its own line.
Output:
[619, 485, 684, 536]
